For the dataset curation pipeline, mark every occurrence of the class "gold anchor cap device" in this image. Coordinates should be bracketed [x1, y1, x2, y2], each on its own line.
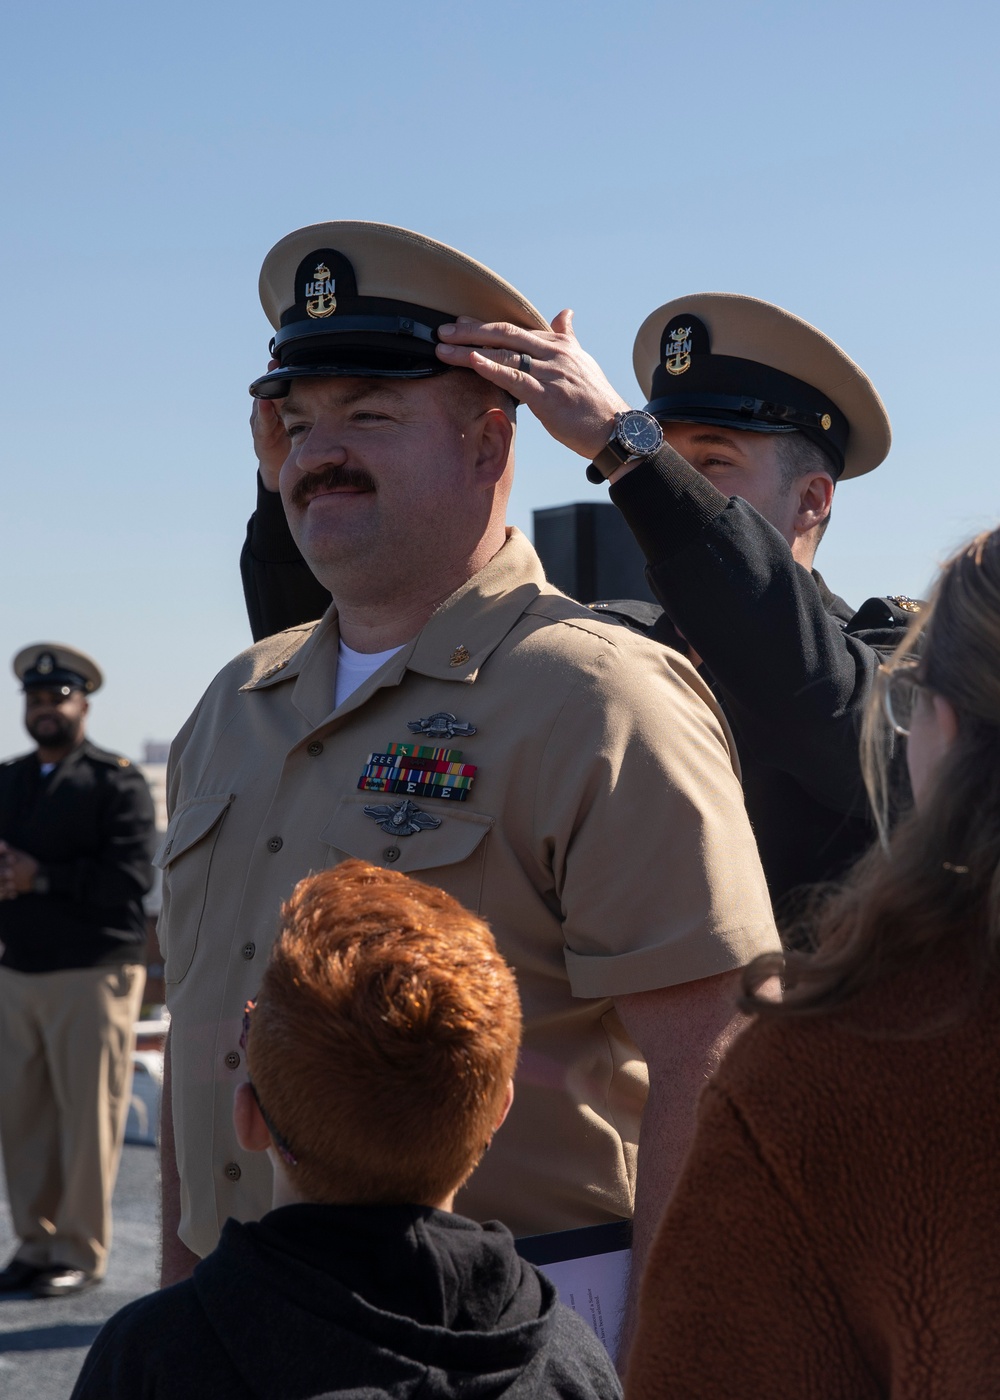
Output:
[632, 292, 891, 480]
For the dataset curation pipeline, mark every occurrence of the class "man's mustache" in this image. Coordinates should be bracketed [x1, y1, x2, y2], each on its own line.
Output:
[290, 464, 377, 509]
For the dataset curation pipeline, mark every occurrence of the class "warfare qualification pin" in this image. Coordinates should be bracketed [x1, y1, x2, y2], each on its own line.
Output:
[407, 712, 477, 739]
[363, 799, 442, 837]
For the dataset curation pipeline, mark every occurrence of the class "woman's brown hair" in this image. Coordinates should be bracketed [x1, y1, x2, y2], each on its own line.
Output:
[743, 527, 1000, 1021]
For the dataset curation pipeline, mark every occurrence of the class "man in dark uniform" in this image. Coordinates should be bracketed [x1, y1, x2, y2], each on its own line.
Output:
[0, 644, 156, 1297]
[240, 294, 912, 925]
[435, 296, 916, 925]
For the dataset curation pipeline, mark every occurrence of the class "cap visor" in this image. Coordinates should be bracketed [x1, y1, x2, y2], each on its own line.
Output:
[250, 362, 446, 399]
[646, 408, 798, 435]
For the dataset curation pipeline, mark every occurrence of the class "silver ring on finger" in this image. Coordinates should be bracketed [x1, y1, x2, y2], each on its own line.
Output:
[517, 352, 532, 375]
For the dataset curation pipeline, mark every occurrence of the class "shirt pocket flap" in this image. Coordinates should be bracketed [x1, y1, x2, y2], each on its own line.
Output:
[154, 795, 233, 869]
[320, 794, 493, 874]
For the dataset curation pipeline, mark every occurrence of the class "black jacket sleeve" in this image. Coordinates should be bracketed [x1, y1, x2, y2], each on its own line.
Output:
[241, 474, 331, 642]
[609, 446, 905, 815]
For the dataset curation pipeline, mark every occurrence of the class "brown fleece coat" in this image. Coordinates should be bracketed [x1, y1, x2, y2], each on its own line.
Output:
[626, 966, 1000, 1400]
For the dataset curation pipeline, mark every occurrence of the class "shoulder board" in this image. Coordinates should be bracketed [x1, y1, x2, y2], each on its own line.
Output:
[846, 595, 925, 634]
[587, 598, 665, 633]
[85, 746, 134, 770]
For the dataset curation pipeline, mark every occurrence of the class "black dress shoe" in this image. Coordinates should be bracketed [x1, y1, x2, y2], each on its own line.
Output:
[31, 1265, 98, 1298]
[0, 1259, 44, 1292]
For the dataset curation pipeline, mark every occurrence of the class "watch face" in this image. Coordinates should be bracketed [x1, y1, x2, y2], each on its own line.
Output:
[618, 410, 663, 455]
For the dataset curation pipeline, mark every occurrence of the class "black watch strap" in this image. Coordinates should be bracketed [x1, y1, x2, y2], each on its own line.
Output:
[588, 440, 629, 482]
[587, 458, 616, 484]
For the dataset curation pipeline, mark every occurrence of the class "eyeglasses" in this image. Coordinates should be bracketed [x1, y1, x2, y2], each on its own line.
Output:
[881, 664, 926, 737]
[240, 1000, 298, 1166]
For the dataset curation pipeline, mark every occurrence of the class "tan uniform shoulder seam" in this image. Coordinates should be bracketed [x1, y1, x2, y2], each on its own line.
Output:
[523, 592, 649, 651]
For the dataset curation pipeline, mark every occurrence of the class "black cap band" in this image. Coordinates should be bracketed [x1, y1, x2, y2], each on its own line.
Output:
[22, 668, 88, 693]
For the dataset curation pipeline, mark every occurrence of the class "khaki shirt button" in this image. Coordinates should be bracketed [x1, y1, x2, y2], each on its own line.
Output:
[224, 1051, 240, 1070]
[267, 836, 283, 853]
[383, 846, 400, 863]
[241, 941, 256, 960]
[224, 1162, 241, 1182]
[307, 741, 324, 757]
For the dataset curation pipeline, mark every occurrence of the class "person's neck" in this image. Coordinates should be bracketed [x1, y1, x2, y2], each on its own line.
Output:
[331, 530, 506, 654]
[336, 594, 449, 654]
[790, 533, 819, 570]
[269, 1158, 454, 1214]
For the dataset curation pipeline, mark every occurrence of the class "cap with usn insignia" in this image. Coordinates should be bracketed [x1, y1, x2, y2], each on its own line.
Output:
[13, 642, 103, 695]
[632, 293, 891, 480]
[250, 220, 550, 399]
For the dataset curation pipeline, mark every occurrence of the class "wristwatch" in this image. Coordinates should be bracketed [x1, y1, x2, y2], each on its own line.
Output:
[587, 410, 664, 483]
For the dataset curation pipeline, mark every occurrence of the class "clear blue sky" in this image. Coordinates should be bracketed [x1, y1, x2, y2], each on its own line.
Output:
[1, 0, 997, 758]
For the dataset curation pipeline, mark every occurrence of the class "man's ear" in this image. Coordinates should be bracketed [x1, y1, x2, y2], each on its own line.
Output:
[794, 471, 834, 535]
[233, 1081, 271, 1153]
[473, 407, 515, 488]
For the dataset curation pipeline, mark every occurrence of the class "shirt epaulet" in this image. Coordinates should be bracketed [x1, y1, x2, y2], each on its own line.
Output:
[85, 745, 134, 770]
[846, 595, 925, 634]
[238, 622, 318, 690]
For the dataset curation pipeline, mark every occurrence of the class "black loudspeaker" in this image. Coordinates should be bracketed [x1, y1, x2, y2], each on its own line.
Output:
[532, 502, 656, 605]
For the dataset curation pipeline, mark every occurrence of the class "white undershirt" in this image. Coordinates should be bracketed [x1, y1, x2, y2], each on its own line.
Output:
[39, 762, 57, 776]
[334, 640, 405, 708]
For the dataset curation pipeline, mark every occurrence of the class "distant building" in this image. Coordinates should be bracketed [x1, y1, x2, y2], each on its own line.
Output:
[139, 759, 168, 838]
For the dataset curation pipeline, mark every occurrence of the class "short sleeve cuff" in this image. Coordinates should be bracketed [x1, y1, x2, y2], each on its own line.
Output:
[564, 919, 780, 999]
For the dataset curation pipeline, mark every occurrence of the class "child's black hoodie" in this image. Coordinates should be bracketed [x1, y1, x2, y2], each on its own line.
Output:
[70, 1203, 621, 1400]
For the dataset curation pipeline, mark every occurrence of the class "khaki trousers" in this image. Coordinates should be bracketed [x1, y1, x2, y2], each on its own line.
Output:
[0, 961, 145, 1277]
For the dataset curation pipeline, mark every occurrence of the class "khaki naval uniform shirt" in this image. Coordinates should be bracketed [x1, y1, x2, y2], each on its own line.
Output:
[159, 529, 778, 1258]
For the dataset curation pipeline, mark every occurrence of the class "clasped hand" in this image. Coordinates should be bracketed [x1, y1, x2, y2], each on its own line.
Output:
[0, 841, 39, 900]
